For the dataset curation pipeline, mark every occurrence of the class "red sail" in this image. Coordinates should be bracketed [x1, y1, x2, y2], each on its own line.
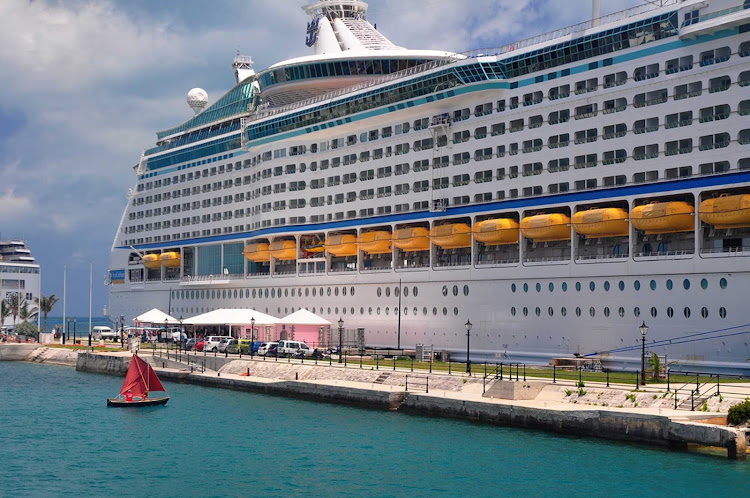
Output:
[120, 354, 166, 397]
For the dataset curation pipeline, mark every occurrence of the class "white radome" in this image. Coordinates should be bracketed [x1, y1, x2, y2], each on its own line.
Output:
[187, 88, 208, 114]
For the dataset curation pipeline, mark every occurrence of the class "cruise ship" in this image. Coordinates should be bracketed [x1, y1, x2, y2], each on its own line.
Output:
[0, 236, 41, 330]
[109, 0, 750, 373]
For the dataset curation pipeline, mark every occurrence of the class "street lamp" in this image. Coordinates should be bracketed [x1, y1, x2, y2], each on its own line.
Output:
[250, 316, 256, 357]
[338, 317, 344, 364]
[639, 321, 649, 386]
[119, 314, 125, 348]
[65, 317, 70, 344]
[73, 318, 77, 344]
[465, 319, 473, 375]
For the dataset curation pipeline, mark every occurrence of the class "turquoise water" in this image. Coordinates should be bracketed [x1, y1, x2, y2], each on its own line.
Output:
[46, 316, 113, 335]
[1, 362, 749, 497]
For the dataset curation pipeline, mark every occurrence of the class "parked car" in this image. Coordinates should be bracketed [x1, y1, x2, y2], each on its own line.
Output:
[93, 326, 117, 340]
[194, 339, 205, 352]
[183, 338, 197, 351]
[204, 335, 231, 352]
[258, 342, 278, 356]
[253, 341, 266, 353]
[277, 340, 312, 357]
[220, 338, 236, 353]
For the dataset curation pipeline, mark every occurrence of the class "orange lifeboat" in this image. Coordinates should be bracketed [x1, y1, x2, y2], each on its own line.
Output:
[326, 234, 358, 257]
[520, 213, 571, 241]
[430, 223, 472, 249]
[142, 254, 161, 269]
[358, 231, 392, 254]
[472, 219, 519, 245]
[698, 194, 750, 229]
[572, 208, 629, 238]
[243, 242, 270, 263]
[301, 239, 326, 254]
[630, 202, 694, 234]
[270, 240, 297, 261]
[159, 251, 181, 268]
[393, 227, 430, 252]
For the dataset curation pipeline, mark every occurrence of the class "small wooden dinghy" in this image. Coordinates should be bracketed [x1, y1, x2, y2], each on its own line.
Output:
[107, 354, 169, 407]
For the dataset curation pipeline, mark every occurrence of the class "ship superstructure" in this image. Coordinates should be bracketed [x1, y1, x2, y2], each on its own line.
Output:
[0, 236, 41, 329]
[110, 0, 750, 372]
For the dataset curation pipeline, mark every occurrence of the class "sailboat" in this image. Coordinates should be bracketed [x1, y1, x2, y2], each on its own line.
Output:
[107, 354, 170, 407]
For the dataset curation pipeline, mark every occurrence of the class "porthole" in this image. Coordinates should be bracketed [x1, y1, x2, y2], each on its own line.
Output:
[589, 307, 595, 317]
[536, 283, 542, 293]
[394, 286, 400, 297]
[432, 307, 438, 316]
[403, 287, 408, 297]
[604, 307, 610, 317]
[413, 307, 418, 315]
[342, 286, 347, 296]
[720, 307, 727, 318]
[589, 281, 595, 292]
[667, 307, 674, 318]
[234, 289, 238, 299]
[222, 290, 226, 299]
[562, 282, 568, 292]
[291, 289, 295, 297]
[284, 288, 289, 297]
[634, 280, 641, 291]
[548, 307, 554, 317]
[442, 307, 448, 316]
[327, 287, 332, 296]
[535, 307, 541, 317]
[463, 285, 469, 296]
[684, 307, 691, 318]
[549, 282, 554, 292]
[575, 307, 581, 317]
[252, 289, 257, 298]
[523, 307, 529, 317]
[650, 280, 656, 291]
[368, 307, 373, 315]
[666, 279, 673, 290]
[199, 290, 204, 299]
[523, 283, 529, 293]
[683, 279, 690, 290]
[351, 286, 355, 296]
[412, 286, 416, 297]
[328, 307, 332, 314]
[701, 278, 708, 290]
[334, 287, 339, 297]
[512, 283, 517, 293]
[423, 307, 427, 316]
[618, 281, 625, 291]
[271, 288, 276, 298]
[575, 282, 581, 292]
[701, 307, 708, 318]
[265, 288, 269, 298]
[385, 307, 390, 315]
[319, 287, 323, 296]
[377, 287, 382, 297]
[277, 288, 281, 297]
[604, 281, 610, 292]
[377, 307, 381, 315]
[634, 306, 641, 317]
[618, 307, 625, 318]
[210, 290, 214, 299]
[453, 307, 459, 316]
[360, 307, 364, 315]
[452, 285, 458, 297]
[402, 308, 406, 316]
[650, 307, 657, 318]
[240, 289, 244, 299]
[561, 307, 567, 317]
[305, 288, 310, 297]
[511, 307, 517, 316]
[312, 288, 317, 297]
[442, 285, 448, 297]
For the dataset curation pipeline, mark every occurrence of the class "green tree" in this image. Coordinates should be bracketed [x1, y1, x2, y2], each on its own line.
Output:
[19, 301, 38, 323]
[0, 299, 9, 330]
[7, 294, 20, 329]
[34, 294, 59, 332]
[649, 352, 661, 379]
[14, 321, 39, 339]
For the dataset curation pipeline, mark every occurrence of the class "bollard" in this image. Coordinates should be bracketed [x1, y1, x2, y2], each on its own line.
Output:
[523, 364, 526, 382]
[717, 374, 720, 396]
[411, 357, 414, 372]
[674, 392, 678, 410]
[449, 360, 451, 375]
[405, 376, 408, 391]
[247, 367, 249, 376]
[484, 361, 487, 378]
[691, 391, 695, 411]
[516, 363, 519, 382]
[393, 357, 396, 372]
[636, 370, 639, 389]
[695, 373, 700, 395]
[579, 369, 582, 386]
[426, 377, 429, 394]
[329, 354, 332, 366]
[552, 364, 555, 384]
[162, 362, 165, 368]
[667, 369, 670, 392]
[376, 355, 379, 370]
[606, 369, 610, 388]
[429, 361, 432, 374]
[501, 362, 504, 381]
[360, 355, 363, 369]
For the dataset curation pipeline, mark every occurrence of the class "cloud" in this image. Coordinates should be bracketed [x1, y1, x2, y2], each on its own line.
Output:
[0, 188, 35, 224]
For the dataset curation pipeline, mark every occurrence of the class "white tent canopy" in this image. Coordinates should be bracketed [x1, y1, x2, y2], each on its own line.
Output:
[134, 308, 179, 324]
[182, 308, 278, 326]
[280, 309, 332, 326]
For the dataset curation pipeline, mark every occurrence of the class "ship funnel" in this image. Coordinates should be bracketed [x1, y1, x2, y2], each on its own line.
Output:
[592, 0, 602, 26]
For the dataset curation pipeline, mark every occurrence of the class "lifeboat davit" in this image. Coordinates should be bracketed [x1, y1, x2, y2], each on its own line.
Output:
[142, 254, 161, 269]
[393, 227, 430, 252]
[473, 219, 519, 245]
[270, 240, 297, 260]
[358, 231, 392, 254]
[430, 223, 472, 249]
[630, 202, 694, 234]
[302, 240, 326, 253]
[159, 251, 181, 268]
[326, 234, 358, 257]
[520, 213, 571, 241]
[572, 208, 629, 238]
[243, 242, 270, 263]
[699, 194, 750, 229]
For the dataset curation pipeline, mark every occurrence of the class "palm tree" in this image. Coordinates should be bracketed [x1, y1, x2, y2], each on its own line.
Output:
[7, 294, 20, 329]
[0, 299, 9, 330]
[19, 301, 38, 323]
[35, 294, 60, 332]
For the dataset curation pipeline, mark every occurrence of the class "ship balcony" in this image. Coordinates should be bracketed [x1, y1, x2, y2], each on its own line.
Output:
[699, 246, 750, 258]
[680, 5, 750, 40]
[632, 249, 694, 262]
[522, 256, 571, 266]
[575, 253, 629, 264]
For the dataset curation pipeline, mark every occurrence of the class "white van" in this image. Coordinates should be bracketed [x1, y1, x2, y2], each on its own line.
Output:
[93, 326, 117, 340]
[204, 335, 232, 352]
[277, 340, 312, 357]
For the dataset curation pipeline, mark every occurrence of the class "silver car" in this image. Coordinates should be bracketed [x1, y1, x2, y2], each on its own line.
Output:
[218, 338, 235, 353]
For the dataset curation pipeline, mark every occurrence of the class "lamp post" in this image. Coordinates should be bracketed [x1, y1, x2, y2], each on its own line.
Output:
[639, 321, 649, 386]
[465, 319, 473, 374]
[250, 316, 255, 357]
[65, 317, 70, 344]
[338, 317, 344, 363]
[179, 316, 184, 352]
[73, 318, 77, 344]
[164, 318, 169, 346]
[119, 314, 125, 348]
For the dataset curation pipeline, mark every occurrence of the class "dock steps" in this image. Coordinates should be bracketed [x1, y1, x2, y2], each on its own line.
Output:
[374, 372, 391, 384]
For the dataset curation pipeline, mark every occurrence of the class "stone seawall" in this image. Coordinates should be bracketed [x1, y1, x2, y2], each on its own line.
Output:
[75, 353, 130, 376]
[0, 344, 42, 361]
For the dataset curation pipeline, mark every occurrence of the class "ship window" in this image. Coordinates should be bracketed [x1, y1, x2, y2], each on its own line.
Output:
[443, 307, 448, 316]
[463, 285, 469, 296]
[433, 307, 437, 316]
[442, 285, 448, 296]
[619, 307, 625, 317]
[341, 307, 345, 315]
[720, 278, 727, 289]
[402, 286, 407, 297]
[667, 307, 674, 318]
[650, 280, 657, 290]
[549, 283, 554, 292]
[454, 307, 459, 316]
[683, 279, 691, 290]
[265, 288, 269, 298]
[377, 287, 382, 297]
[684, 307, 691, 318]
[453, 285, 458, 296]
[423, 307, 427, 316]
[511, 307, 517, 316]
[234, 289, 238, 299]
[512, 283, 517, 293]
[328, 287, 333, 296]
[271, 288, 275, 298]
[548, 307, 554, 317]
[342, 286, 347, 296]
[575, 307, 581, 317]
[590, 307, 595, 317]
[634, 307, 641, 317]
[210, 290, 215, 299]
[412, 286, 417, 297]
[385, 287, 390, 297]
[334, 287, 339, 297]
[701, 278, 708, 290]
[604, 307, 610, 317]
[312, 287, 317, 297]
[377, 307, 381, 315]
[651, 307, 657, 318]
[589, 282, 595, 292]
[535, 307, 541, 317]
[252, 289, 257, 298]
[701, 307, 709, 318]
[666, 279, 673, 290]
[523, 307, 529, 317]
[720, 307, 727, 318]
[634, 280, 641, 291]
[385, 307, 389, 315]
[368, 307, 372, 315]
[575, 282, 582, 292]
[536, 283, 542, 292]
[523, 283, 529, 293]
[604, 281, 610, 291]
[561, 307, 567, 317]
[359, 307, 364, 315]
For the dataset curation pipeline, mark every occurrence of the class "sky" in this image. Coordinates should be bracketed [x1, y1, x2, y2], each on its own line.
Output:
[0, 0, 642, 316]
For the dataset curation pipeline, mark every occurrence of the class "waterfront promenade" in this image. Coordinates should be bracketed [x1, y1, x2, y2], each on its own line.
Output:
[3, 343, 749, 459]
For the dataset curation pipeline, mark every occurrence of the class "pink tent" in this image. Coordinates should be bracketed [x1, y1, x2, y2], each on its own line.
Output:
[278, 309, 332, 348]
